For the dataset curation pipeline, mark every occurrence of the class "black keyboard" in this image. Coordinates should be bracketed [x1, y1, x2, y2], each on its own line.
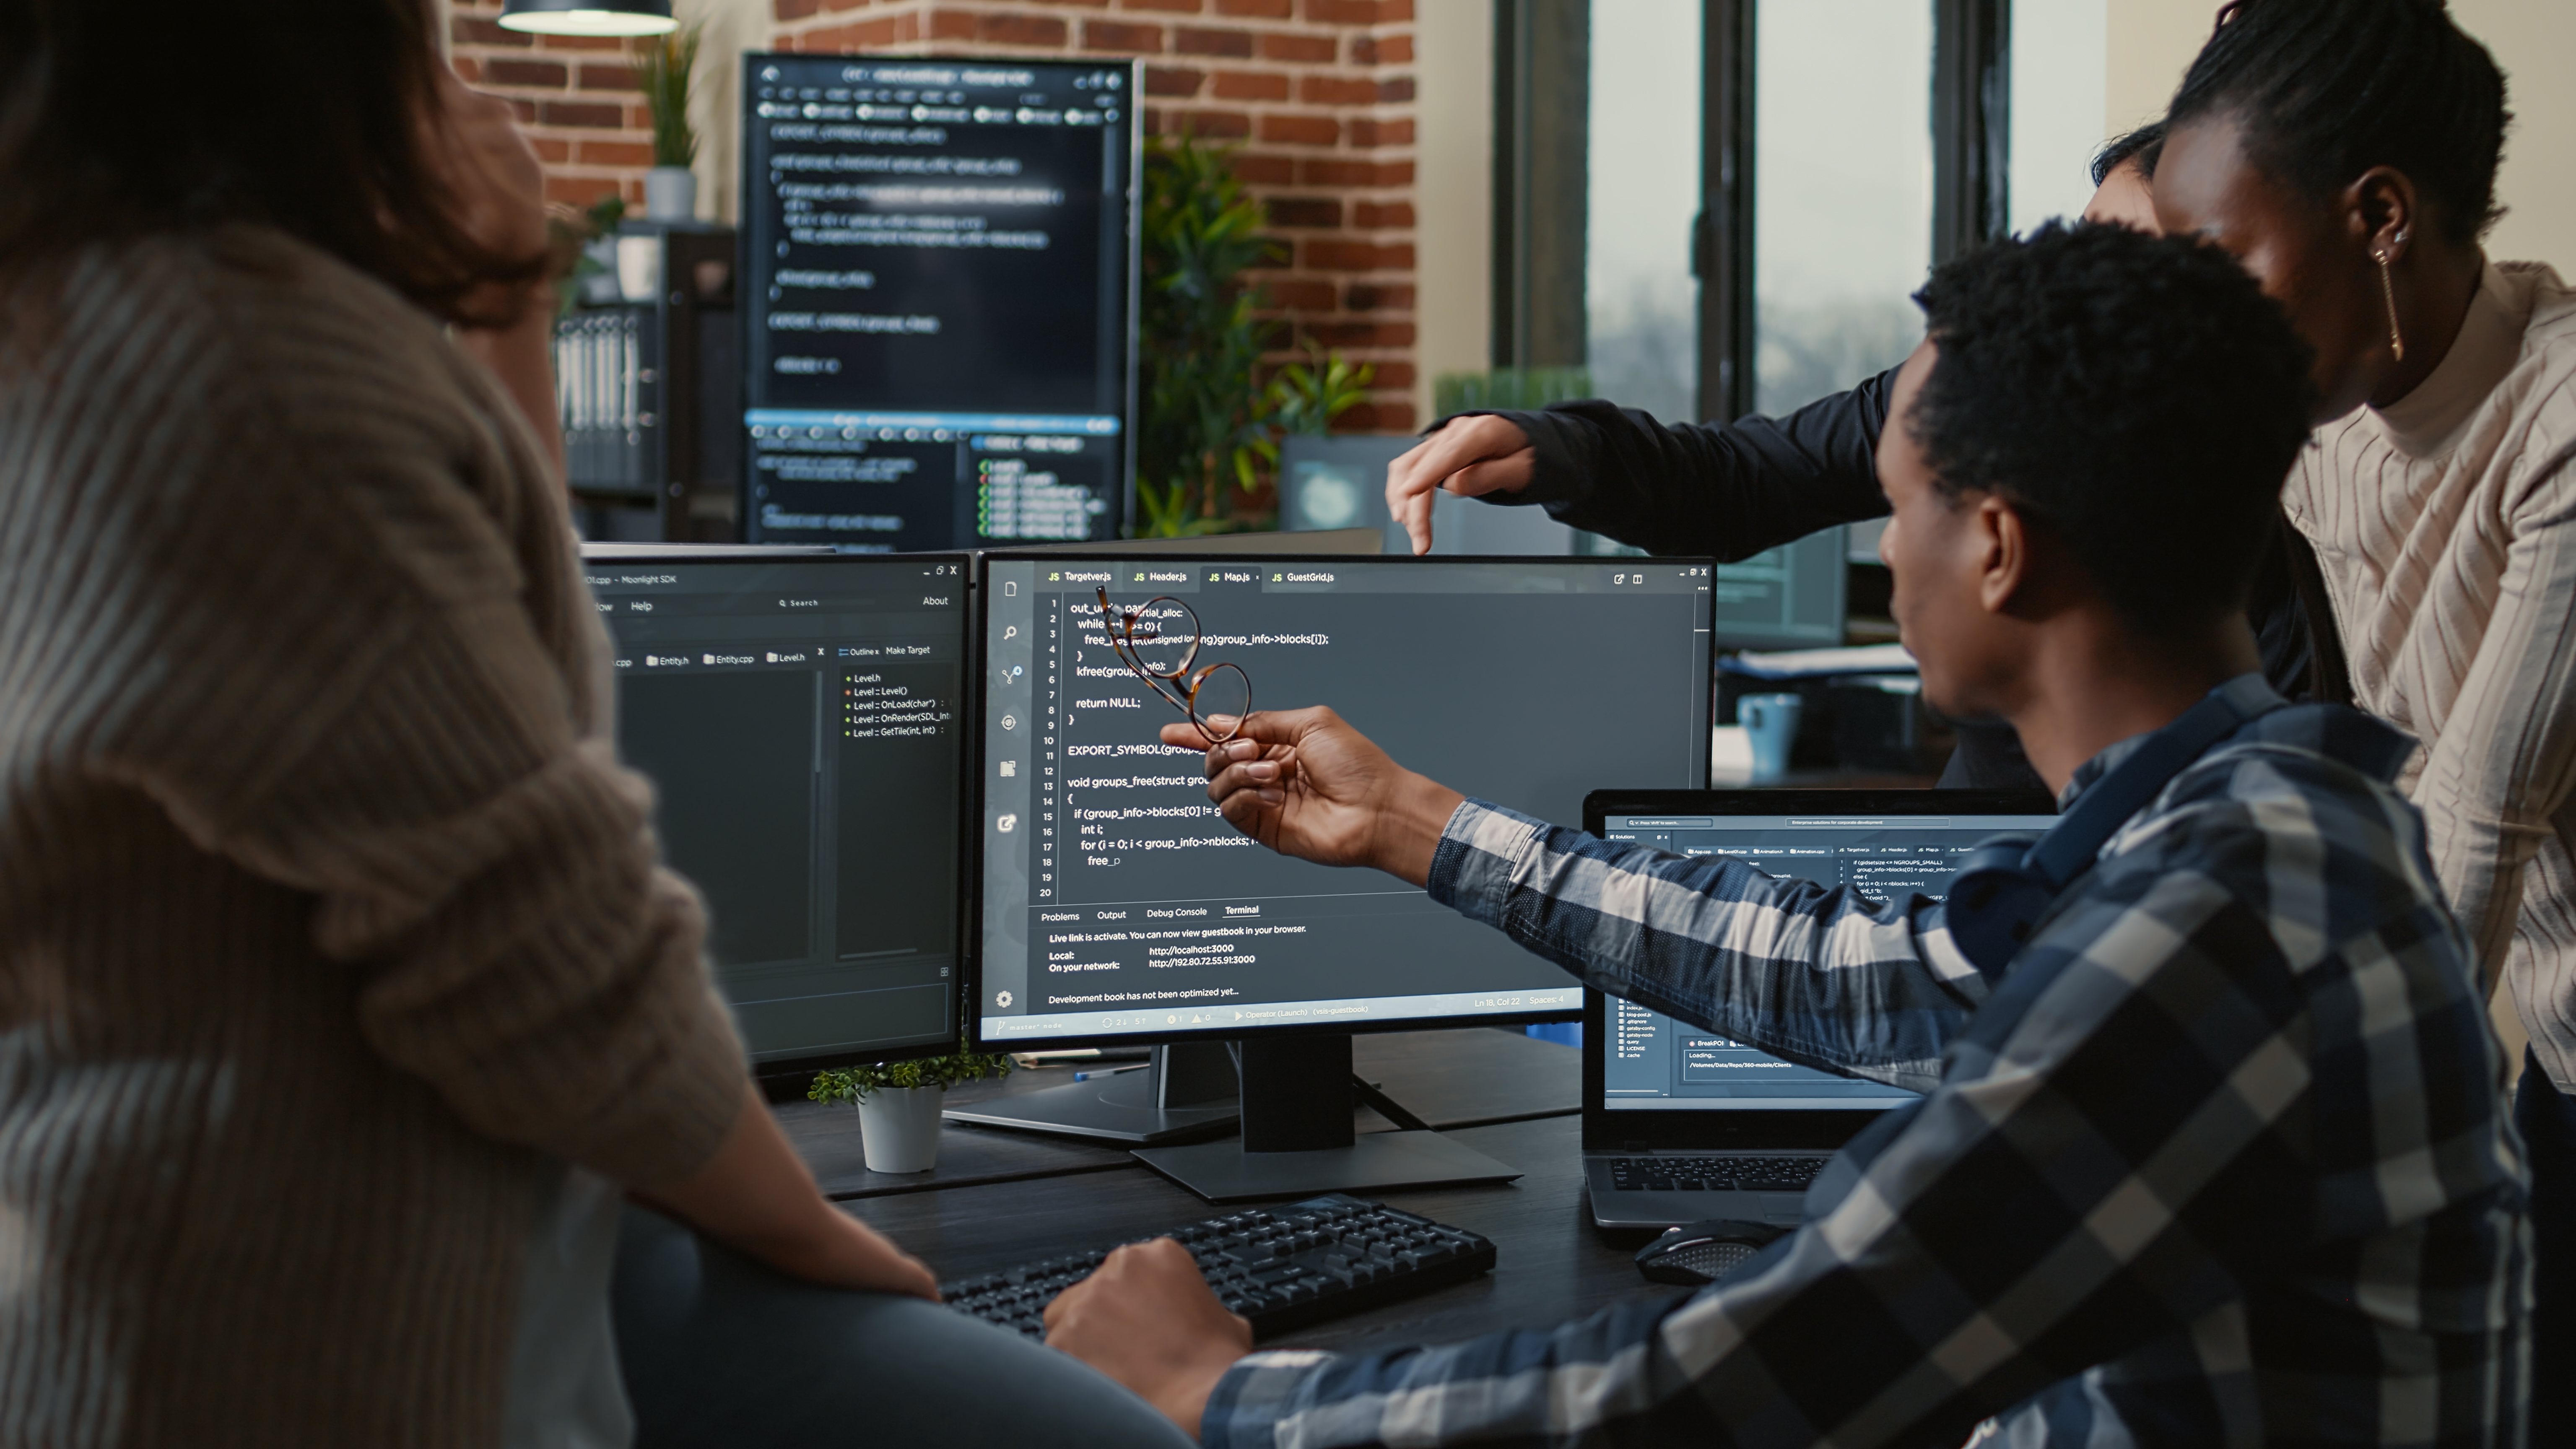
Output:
[1605, 1155, 1827, 1194]
[940, 1193, 1496, 1340]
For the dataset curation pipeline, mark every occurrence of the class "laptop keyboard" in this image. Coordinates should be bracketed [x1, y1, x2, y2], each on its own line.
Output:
[1605, 1155, 1827, 1194]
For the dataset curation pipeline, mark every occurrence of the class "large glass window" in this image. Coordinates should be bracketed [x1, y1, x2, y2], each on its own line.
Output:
[2009, 0, 2110, 234]
[1585, 0, 1704, 426]
[1751, 0, 1934, 418]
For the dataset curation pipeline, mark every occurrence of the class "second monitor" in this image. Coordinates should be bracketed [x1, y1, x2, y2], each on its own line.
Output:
[970, 553, 1716, 1198]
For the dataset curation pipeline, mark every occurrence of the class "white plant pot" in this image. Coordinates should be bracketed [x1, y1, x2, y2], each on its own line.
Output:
[856, 1085, 945, 1174]
[643, 166, 698, 223]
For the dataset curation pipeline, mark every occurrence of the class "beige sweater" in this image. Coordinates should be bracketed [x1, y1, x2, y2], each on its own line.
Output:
[2288, 258, 2576, 1092]
[0, 229, 746, 1444]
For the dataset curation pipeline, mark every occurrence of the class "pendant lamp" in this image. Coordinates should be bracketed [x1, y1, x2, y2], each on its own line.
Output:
[498, 0, 676, 36]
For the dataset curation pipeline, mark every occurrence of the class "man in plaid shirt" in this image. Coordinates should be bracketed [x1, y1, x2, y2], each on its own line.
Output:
[1046, 224, 2532, 1445]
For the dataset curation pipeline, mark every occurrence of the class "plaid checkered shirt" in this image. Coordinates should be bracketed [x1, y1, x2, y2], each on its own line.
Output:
[1201, 688, 2530, 1448]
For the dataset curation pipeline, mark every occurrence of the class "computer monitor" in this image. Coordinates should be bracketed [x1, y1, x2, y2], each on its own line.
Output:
[1711, 532, 1846, 651]
[969, 553, 1716, 1198]
[1586, 789, 2057, 1143]
[738, 54, 1139, 552]
[585, 546, 971, 1071]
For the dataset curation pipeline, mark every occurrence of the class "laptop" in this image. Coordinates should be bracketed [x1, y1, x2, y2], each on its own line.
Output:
[1578, 789, 2056, 1229]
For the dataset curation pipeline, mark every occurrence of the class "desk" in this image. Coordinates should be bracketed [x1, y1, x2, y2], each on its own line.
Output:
[779, 1029, 1689, 1353]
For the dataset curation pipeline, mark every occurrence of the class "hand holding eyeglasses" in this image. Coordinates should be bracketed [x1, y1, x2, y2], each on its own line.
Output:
[1097, 587, 1252, 747]
[1160, 708, 1463, 888]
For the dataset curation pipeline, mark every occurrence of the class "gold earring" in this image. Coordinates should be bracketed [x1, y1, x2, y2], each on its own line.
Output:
[2376, 248, 2406, 363]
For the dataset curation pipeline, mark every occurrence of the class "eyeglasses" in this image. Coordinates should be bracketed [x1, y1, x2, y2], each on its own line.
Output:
[1096, 587, 1252, 746]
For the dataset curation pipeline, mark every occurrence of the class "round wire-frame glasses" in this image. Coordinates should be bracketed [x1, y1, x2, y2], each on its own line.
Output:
[1095, 587, 1252, 746]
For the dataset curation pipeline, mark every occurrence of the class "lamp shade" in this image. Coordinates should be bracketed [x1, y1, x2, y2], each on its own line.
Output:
[498, 0, 676, 36]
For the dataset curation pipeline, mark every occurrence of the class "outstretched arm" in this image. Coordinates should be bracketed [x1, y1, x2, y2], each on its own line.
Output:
[1168, 710, 1983, 1083]
[1383, 366, 1902, 556]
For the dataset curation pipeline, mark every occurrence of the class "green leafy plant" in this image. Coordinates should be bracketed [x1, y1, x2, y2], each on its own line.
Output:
[808, 1051, 1013, 1104]
[1136, 133, 1372, 537]
[633, 21, 704, 169]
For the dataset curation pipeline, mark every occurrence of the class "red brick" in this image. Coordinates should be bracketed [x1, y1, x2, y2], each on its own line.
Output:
[1348, 33, 1412, 64]
[930, 9, 979, 39]
[1083, 20, 1164, 49]
[1144, 64, 1205, 96]
[1298, 75, 1377, 106]
[530, 136, 571, 164]
[1304, 0, 1387, 22]
[1303, 239, 1412, 271]
[1257, 31, 1337, 62]
[1245, 235, 1296, 268]
[1335, 399, 1418, 433]
[1266, 196, 1343, 227]
[1263, 278, 1339, 308]
[501, 96, 539, 123]
[537, 33, 622, 51]
[1232, 152, 1297, 184]
[1351, 201, 1413, 229]
[1361, 360, 1418, 390]
[793, 14, 920, 49]
[1376, 75, 1415, 103]
[1175, 26, 1254, 56]
[1121, 0, 1202, 11]
[1217, 0, 1293, 14]
[1347, 117, 1413, 148]
[1300, 157, 1408, 187]
[451, 15, 532, 46]
[1213, 69, 1289, 100]
[1344, 282, 1417, 310]
[1174, 108, 1252, 139]
[579, 63, 640, 92]
[1258, 113, 1337, 145]
[577, 139, 657, 167]
[483, 58, 569, 88]
[982, 12, 1072, 44]
[540, 100, 626, 129]
[1303, 319, 1416, 347]
[545, 174, 618, 206]
[627, 104, 655, 130]
[776, 0, 822, 18]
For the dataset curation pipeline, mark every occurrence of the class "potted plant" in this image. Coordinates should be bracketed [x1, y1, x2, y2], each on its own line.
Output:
[633, 21, 703, 223]
[808, 1051, 1013, 1174]
[1135, 132, 1374, 536]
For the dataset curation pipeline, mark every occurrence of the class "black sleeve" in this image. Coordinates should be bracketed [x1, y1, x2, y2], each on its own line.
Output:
[1455, 366, 1901, 563]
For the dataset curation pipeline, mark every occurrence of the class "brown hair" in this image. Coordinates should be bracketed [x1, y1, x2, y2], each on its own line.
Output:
[0, 0, 543, 325]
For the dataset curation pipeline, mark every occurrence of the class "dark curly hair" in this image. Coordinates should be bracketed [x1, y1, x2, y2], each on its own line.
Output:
[2167, 0, 2509, 244]
[2089, 122, 2166, 187]
[1908, 222, 2317, 637]
[0, 0, 541, 325]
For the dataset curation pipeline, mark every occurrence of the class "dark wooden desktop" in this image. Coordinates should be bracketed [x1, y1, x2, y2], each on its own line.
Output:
[776, 1029, 1691, 1353]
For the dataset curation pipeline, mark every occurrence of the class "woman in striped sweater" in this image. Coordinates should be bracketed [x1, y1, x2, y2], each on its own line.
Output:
[2151, 0, 2573, 1411]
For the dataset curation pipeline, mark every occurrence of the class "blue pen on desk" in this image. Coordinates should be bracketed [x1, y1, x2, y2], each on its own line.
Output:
[1072, 1062, 1150, 1082]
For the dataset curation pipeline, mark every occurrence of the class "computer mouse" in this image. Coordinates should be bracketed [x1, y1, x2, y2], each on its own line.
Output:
[1633, 1218, 1789, 1288]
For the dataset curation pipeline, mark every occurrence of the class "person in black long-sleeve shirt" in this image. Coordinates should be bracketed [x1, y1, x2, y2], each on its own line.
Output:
[1386, 129, 2343, 791]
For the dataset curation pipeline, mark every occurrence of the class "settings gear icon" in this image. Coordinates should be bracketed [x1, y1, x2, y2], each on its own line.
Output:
[995, 990, 1014, 1008]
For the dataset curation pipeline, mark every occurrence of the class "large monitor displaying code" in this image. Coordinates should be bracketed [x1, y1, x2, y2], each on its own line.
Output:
[975, 556, 1716, 1047]
[587, 548, 970, 1065]
[740, 55, 1136, 552]
[1594, 807, 2056, 1110]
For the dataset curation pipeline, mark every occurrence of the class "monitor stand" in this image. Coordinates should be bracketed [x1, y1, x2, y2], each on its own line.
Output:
[943, 1041, 1240, 1145]
[1133, 1035, 1524, 1203]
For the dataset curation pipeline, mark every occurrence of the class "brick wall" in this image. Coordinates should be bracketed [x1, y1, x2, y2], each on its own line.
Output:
[768, 0, 1420, 431]
[450, 0, 659, 210]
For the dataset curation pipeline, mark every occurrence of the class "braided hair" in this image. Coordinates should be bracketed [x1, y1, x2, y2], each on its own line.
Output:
[2090, 123, 2167, 187]
[2167, 0, 2509, 244]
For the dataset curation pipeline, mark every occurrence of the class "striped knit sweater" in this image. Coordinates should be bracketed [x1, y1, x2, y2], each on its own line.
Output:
[0, 228, 747, 1444]
[2286, 258, 2576, 1093]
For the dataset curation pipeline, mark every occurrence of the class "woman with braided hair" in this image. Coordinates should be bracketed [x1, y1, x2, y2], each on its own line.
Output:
[2153, 0, 2574, 1407]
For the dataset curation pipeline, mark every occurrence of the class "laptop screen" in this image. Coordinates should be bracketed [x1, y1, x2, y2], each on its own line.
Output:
[1595, 805, 2057, 1113]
